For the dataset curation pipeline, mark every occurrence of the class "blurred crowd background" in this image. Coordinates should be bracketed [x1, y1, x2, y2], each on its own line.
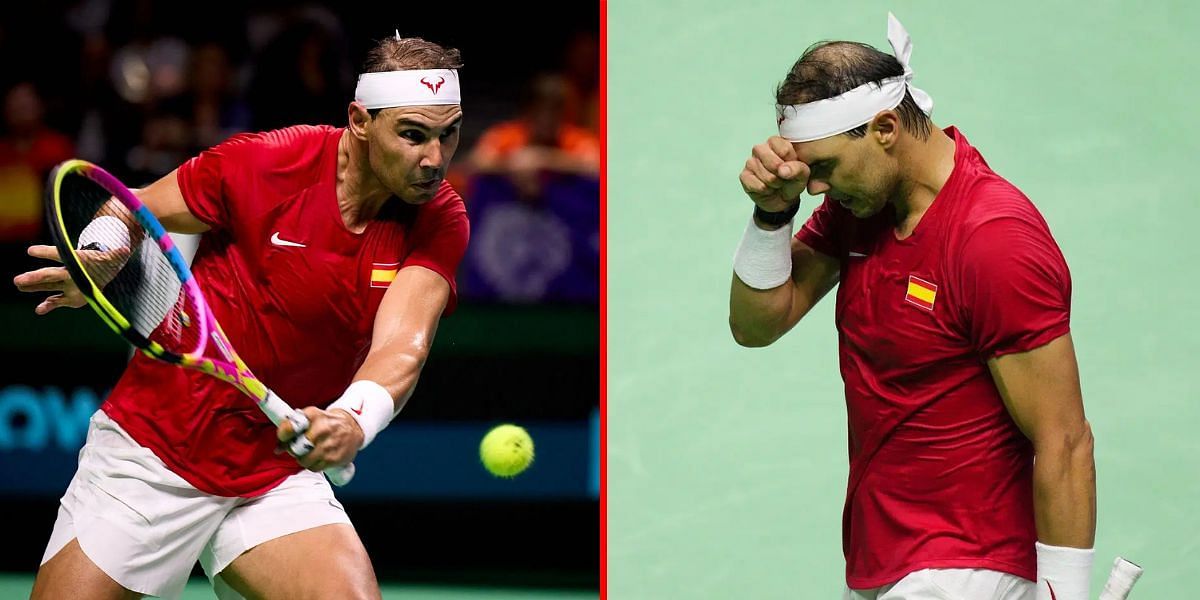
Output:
[0, 0, 600, 303]
[0, 0, 598, 592]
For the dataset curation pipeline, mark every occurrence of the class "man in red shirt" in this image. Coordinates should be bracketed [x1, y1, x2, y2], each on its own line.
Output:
[15, 36, 468, 599]
[0, 82, 75, 241]
[729, 14, 1096, 600]
[466, 73, 600, 198]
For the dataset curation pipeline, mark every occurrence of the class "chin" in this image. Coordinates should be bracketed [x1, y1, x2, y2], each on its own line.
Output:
[398, 194, 432, 205]
[394, 186, 437, 205]
[855, 204, 880, 217]
[844, 200, 880, 219]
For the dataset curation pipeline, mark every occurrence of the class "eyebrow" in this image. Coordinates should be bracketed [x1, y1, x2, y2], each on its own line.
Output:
[395, 117, 463, 131]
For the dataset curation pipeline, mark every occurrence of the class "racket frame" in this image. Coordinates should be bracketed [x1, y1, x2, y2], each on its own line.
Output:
[45, 159, 355, 486]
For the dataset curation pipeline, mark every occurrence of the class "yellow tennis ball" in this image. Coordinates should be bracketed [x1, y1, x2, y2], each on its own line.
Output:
[480, 424, 534, 477]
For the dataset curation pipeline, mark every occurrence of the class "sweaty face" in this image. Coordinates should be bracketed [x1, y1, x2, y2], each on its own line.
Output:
[366, 105, 463, 204]
[793, 133, 896, 218]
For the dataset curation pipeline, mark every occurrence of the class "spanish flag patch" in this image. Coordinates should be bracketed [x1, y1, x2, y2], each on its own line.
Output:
[370, 262, 399, 289]
[904, 275, 937, 311]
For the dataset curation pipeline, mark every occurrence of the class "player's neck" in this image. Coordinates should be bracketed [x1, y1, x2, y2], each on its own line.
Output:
[891, 127, 956, 238]
[335, 130, 392, 233]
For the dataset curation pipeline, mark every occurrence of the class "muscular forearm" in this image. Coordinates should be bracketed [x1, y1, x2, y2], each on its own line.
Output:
[729, 212, 799, 347]
[730, 135, 842, 347]
[351, 345, 427, 414]
[1032, 422, 1097, 548]
[729, 275, 794, 347]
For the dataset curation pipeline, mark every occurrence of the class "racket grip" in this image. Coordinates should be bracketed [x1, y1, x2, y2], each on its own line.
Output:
[1099, 557, 1143, 600]
[325, 463, 356, 486]
[286, 411, 316, 456]
[261, 390, 358, 487]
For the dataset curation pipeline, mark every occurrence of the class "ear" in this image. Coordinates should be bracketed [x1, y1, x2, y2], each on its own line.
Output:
[868, 109, 900, 149]
[348, 102, 371, 141]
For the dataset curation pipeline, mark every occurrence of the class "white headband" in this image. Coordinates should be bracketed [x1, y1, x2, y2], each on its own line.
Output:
[776, 13, 933, 142]
[354, 69, 461, 109]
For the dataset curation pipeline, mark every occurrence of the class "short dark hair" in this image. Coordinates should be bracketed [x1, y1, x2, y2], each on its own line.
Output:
[775, 41, 931, 141]
[362, 37, 463, 118]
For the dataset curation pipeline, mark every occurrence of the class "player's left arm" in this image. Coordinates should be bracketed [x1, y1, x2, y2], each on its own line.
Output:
[990, 333, 1097, 600]
[278, 266, 450, 471]
[351, 265, 450, 412]
[989, 333, 1096, 547]
[960, 208, 1095, 599]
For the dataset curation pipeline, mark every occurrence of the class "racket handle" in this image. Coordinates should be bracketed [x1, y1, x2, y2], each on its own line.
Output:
[261, 390, 358, 487]
[325, 462, 356, 486]
[1099, 557, 1143, 600]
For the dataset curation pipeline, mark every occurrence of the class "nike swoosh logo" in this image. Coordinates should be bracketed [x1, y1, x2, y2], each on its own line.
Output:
[849, 251, 868, 258]
[270, 232, 306, 248]
[351, 400, 364, 416]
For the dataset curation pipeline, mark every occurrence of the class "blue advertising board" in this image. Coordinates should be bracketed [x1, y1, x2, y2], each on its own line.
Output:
[0, 384, 598, 500]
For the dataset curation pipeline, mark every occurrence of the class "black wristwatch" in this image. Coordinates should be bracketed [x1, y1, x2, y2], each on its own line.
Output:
[753, 203, 801, 227]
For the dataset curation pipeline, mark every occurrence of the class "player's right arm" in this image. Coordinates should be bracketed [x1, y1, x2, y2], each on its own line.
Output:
[133, 168, 210, 234]
[729, 136, 839, 347]
[13, 168, 206, 314]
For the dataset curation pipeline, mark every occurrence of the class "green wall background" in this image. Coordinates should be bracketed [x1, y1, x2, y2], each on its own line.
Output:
[608, 2, 1199, 597]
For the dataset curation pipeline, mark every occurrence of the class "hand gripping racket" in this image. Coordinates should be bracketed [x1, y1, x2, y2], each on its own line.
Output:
[44, 159, 354, 486]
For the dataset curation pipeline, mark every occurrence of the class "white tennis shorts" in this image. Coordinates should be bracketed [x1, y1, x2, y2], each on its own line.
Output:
[40, 410, 353, 599]
[845, 568, 1035, 600]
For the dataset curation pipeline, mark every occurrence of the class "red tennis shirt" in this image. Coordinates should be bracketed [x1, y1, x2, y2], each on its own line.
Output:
[101, 125, 469, 497]
[794, 127, 1071, 588]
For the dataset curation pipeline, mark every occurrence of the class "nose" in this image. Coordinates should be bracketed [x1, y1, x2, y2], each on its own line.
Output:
[807, 178, 830, 196]
[419, 138, 443, 171]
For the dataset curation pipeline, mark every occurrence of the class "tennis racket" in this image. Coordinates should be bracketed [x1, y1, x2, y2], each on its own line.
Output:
[1098, 557, 1143, 600]
[44, 158, 355, 486]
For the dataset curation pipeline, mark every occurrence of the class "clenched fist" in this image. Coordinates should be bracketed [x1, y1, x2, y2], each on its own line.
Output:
[739, 136, 811, 214]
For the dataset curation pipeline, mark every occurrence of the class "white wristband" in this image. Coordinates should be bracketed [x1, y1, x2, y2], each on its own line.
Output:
[327, 380, 396, 449]
[733, 215, 793, 289]
[1036, 541, 1094, 600]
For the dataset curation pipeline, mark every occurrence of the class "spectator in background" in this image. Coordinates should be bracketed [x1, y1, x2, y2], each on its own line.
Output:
[66, 30, 149, 170]
[248, 20, 349, 131]
[105, 27, 193, 182]
[124, 110, 192, 186]
[0, 82, 74, 241]
[468, 73, 599, 199]
[169, 42, 251, 152]
[562, 31, 599, 134]
[458, 73, 600, 304]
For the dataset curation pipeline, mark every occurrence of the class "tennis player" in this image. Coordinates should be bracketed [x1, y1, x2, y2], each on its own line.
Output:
[729, 15, 1096, 600]
[14, 35, 468, 599]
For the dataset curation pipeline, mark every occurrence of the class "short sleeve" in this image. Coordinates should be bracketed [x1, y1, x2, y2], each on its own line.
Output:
[175, 135, 251, 231]
[955, 217, 1071, 358]
[402, 196, 470, 316]
[793, 196, 846, 259]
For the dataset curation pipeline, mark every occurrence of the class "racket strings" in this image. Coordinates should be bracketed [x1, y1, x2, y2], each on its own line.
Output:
[59, 172, 203, 355]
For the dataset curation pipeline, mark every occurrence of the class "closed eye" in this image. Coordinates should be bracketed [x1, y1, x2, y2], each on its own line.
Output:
[809, 160, 833, 178]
